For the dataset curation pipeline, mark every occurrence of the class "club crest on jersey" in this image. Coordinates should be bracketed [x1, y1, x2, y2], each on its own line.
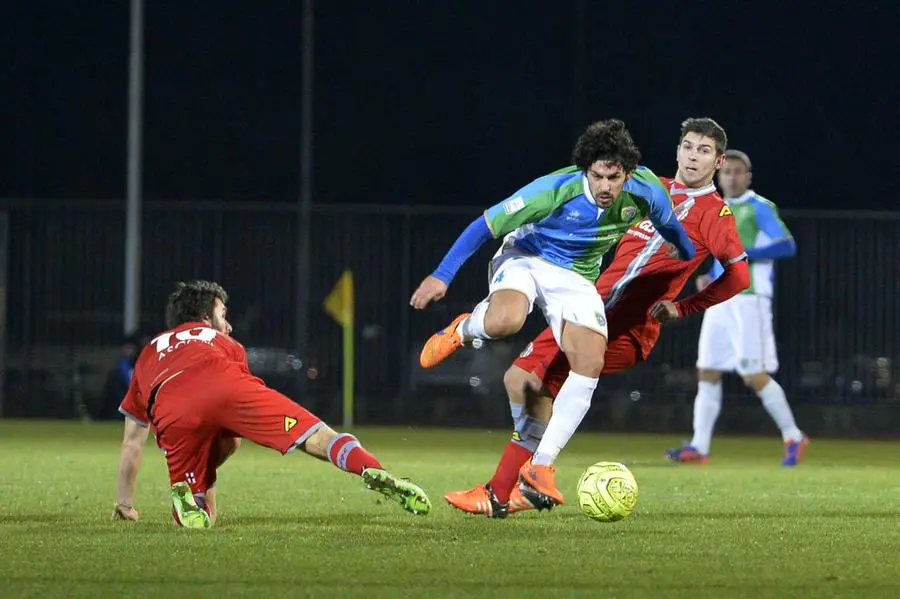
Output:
[595, 311, 607, 327]
[620, 205, 637, 221]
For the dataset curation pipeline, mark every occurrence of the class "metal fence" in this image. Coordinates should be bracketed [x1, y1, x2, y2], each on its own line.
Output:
[2, 199, 899, 437]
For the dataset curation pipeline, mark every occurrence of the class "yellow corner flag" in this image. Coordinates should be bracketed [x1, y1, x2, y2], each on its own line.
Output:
[323, 271, 355, 428]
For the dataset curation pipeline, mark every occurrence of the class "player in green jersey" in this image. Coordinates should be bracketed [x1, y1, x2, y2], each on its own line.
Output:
[411, 120, 695, 508]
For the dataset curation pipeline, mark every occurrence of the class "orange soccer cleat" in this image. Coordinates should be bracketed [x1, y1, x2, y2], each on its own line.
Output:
[419, 313, 469, 368]
[444, 483, 509, 518]
[517, 458, 565, 509]
[444, 483, 538, 518]
[507, 485, 536, 514]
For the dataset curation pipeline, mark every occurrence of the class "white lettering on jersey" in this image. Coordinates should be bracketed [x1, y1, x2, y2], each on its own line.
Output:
[151, 327, 218, 360]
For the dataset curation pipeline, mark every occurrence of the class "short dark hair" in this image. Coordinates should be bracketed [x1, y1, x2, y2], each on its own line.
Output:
[572, 119, 641, 173]
[679, 117, 728, 154]
[165, 280, 228, 329]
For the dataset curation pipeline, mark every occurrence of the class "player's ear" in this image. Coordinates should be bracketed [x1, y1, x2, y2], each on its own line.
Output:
[714, 154, 726, 169]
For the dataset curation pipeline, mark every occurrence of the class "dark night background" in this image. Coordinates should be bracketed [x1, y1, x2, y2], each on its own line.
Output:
[2, 1, 898, 209]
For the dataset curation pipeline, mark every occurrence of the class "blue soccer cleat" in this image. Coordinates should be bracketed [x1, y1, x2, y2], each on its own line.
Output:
[782, 435, 810, 466]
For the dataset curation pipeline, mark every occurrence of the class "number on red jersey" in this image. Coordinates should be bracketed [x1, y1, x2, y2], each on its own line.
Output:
[151, 327, 218, 353]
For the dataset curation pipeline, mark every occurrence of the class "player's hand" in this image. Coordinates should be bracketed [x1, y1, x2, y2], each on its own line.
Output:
[112, 502, 139, 521]
[650, 300, 680, 323]
[410, 276, 448, 309]
[695, 274, 712, 292]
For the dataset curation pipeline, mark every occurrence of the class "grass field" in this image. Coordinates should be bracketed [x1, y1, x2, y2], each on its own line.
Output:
[0, 421, 897, 598]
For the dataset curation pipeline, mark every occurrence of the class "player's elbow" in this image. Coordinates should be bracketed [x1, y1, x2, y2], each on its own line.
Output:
[783, 237, 797, 257]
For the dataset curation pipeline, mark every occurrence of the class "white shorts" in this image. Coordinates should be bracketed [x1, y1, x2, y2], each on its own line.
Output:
[485, 247, 607, 345]
[696, 294, 779, 375]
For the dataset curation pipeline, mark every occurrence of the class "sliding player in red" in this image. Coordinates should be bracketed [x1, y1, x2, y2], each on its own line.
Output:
[112, 280, 431, 527]
[445, 118, 751, 517]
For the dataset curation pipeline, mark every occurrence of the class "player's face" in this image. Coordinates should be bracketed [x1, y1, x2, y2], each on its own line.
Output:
[717, 158, 751, 198]
[208, 298, 233, 335]
[676, 133, 724, 188]
[586, 161, 630, 208]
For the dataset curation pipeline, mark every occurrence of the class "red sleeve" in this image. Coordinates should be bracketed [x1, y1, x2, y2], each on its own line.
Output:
[697, 201, 746, 264]
[118, 373, 148, 427]
[676, 259, 750, 316]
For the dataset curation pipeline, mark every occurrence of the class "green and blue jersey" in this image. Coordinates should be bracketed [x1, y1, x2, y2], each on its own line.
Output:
[432, 165, 694, 284]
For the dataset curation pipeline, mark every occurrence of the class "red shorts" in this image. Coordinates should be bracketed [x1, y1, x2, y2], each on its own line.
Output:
[150, 361, 322, 494]
[514, 327, 644, 398]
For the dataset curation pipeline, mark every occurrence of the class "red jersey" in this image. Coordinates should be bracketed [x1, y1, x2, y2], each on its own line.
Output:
[598, 178, 746, 357]
[118, 321, 249, 426]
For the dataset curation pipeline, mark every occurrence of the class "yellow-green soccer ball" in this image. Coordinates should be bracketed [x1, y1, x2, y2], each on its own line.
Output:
[576, 461, 638, 522]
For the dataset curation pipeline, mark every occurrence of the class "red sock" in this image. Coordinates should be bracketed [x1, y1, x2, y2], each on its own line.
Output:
[327, 433, 382, 475]
[487, 440, 533, 503]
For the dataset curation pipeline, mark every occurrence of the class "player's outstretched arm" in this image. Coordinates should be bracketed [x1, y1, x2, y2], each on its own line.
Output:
[410, 216, 493, 309]
[410, 176, 571, 309]
[112, 417, 150, 521]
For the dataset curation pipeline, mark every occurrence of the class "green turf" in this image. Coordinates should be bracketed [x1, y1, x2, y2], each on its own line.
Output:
[0, 421, 897, 598]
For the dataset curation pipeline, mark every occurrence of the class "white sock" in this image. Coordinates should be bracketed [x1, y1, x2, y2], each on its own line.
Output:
[509, 401, 524, 424]
[690, 381, 722, 455]
[757, 379, 804, 442]
[532, 372, 598, 466]
[459, 301, 492, 342]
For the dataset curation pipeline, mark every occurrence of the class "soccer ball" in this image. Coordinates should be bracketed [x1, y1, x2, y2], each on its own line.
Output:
[576, 461, 638, 522]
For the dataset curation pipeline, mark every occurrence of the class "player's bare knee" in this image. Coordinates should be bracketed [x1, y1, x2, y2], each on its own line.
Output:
[564, 343, 605, 378]
[503, 366, 528, 403]
[568, 353, 605, 378]
[698, 369, 722, 384]
[742, 372, 770, 392]
[484, 291, 528, 337]
[484, 308, 526, 337]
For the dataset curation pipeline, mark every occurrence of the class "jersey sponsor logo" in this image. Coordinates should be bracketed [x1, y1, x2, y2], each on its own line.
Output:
[719, 205, 733, 217]
[626, 229, 651, 241]
[620, 205, 637, 220]
[151, 327, 218, 361]
[503, 196, 526, 215]
[284, 416, 298, 432]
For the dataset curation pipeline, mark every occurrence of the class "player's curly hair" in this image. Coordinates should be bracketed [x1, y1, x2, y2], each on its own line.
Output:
[572, 119, 641, 174]
[680, 117, 728, 154]
[165, 280, 229, 329]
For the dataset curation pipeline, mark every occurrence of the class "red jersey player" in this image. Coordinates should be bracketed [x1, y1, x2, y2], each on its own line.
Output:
[112, 281, 431, 527]
[445, 118, 751, 517]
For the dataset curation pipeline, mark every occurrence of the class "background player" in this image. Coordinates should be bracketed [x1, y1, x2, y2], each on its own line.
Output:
[411, 120, 695, 509]
[444, 118, 750, 517]
[112, 280, 431, 527]
[667, 150, 807, 466]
